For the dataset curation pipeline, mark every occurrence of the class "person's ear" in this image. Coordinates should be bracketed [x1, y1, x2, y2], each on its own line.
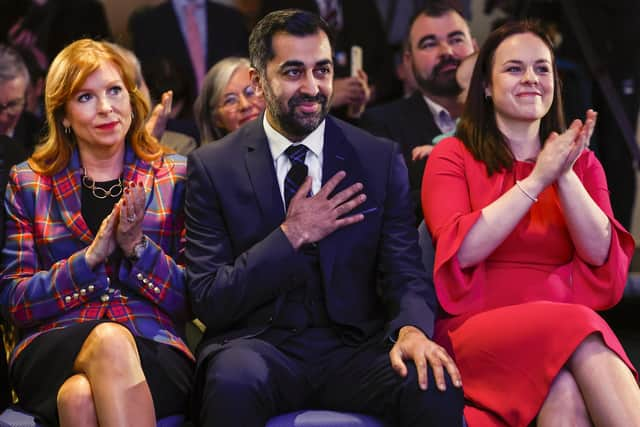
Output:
[250, 67, 263, 97]
[472, 38, 479, 52]
[484, 84, 492, 99]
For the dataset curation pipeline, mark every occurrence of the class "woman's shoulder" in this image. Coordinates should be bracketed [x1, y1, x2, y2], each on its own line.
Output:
[432, 136, 468, 153]
[152, 153, 187, 179]
[430, 136, 475, 163]
[9, 161, 51, 186]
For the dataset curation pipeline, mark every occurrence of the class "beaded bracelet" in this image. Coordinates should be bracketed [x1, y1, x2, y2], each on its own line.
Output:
[515, 180, 538, 203]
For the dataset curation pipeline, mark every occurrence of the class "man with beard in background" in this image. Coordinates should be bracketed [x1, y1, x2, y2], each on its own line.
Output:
[360, 0, 476, 223]
[185, 8, 463, 427]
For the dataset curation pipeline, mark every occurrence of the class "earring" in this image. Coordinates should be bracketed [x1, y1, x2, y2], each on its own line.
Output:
[64, 126, 71, 134]
[131, 112, 135, 119]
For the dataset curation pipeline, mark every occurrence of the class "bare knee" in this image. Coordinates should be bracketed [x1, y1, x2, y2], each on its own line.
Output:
[538, 369, 590, 427]
[74, 323, 140, 375]
[57, 374, 97, 427]
[569, 333, 608, 368]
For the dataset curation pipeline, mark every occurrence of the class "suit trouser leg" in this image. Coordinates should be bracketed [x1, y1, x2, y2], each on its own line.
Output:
[197, 338, 310, 427]
[314, 337, 465, 427]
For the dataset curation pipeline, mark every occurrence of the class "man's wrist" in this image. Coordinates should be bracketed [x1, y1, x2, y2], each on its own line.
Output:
[280, 222, 306, 250]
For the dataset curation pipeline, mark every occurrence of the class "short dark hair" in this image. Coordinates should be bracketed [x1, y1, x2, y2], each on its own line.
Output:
[249, 9, 333, 75]
[406, 0, 466, 48]
[456, 20, 565, 175]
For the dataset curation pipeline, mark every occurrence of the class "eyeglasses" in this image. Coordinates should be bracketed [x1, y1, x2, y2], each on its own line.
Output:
[217, 86, 258, 111]
[0, 97, 25, 115]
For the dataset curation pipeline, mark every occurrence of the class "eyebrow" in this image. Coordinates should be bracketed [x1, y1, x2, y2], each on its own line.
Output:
[279, 59, 333, 70]
[417, 30, 466, 46]
[76, 79, 123, 92]
[501, 59, 552, 66]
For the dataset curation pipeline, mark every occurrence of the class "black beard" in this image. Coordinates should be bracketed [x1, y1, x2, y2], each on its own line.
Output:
[414, 56, 462, 97]
[265, 88, 331, 140]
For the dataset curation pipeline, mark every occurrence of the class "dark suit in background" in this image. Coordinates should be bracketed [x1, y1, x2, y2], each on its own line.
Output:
[359, 91, 441, 224]
[186, 116, 462, 426]
[129, 1, 249, 117]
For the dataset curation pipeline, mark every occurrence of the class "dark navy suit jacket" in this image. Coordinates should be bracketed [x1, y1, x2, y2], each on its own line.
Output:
[185, 116, 436, 361]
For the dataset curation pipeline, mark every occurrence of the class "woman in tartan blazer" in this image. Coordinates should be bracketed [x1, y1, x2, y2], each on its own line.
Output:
[0, 39, 193, 427]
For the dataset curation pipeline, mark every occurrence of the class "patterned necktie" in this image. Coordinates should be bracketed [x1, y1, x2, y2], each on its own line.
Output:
[284, 144, 309, 210]
[183, 2, 206, 90]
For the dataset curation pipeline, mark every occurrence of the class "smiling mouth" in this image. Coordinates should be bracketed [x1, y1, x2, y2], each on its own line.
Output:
[96, 121, 118, 130]
[239, 113, 259, 125]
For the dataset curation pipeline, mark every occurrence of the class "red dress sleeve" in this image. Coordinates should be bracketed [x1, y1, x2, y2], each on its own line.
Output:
[421, 138, 485, 315]
[570, 151, 635, 309]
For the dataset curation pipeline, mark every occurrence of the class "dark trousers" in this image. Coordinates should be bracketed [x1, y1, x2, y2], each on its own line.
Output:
[197, 328, 463, 427]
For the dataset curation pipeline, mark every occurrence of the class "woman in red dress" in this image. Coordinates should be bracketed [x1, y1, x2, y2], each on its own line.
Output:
[422, 21, 640, 426]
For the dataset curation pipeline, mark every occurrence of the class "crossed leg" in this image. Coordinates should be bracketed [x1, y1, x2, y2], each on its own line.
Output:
[56, 323, 155, 427]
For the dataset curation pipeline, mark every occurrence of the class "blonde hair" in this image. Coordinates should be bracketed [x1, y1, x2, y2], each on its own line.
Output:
[194, 57, 251, 143]
[30, 39, 165, 175]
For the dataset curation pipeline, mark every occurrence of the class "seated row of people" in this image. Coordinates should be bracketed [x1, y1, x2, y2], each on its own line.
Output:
[0, 7, 639, 427]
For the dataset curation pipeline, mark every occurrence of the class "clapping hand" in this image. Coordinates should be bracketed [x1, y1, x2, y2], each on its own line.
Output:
[145, 90, 173, 140]
[281, 171, 366, 250]
[117, 182, 146, 257]
[85, 209, 119, 269]
[531, 109, 597, 189]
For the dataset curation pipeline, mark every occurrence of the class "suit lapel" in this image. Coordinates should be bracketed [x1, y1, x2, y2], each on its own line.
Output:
[121, 145, 153, 211]
[243, 119, 286, 232]
[52, 150, 92, 244]
[319, 118, 363, 286]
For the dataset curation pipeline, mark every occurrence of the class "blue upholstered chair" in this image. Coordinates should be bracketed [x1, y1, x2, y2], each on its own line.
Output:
[0, 407, 184, 427]
[266, 410, 388, 427]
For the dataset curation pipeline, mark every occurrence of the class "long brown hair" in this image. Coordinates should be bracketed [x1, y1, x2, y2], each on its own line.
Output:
[456, 21, 565, 175]
[30, 39, 166, 175]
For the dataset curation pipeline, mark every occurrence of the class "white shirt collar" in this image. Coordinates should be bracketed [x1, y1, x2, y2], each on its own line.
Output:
[264, 114, 325, 161]
[422, 95, 456, 134]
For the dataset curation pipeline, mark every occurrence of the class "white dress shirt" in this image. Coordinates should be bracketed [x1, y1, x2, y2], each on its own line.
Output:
[264, 115, 325, 212]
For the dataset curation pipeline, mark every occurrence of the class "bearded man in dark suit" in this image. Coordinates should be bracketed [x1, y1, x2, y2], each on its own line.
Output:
[185, 8, 463, 427]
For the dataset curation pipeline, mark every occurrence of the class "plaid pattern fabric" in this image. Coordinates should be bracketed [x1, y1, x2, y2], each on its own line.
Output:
[0, 146, 193, 363]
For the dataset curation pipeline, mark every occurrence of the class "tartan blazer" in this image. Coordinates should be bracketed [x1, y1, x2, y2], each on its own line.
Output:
[0, 145, 193, 363]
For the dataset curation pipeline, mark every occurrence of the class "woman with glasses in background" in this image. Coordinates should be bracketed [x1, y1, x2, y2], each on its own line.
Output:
[194, 57, 265, 144]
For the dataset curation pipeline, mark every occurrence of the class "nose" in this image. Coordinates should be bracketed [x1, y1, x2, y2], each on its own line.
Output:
[437, 40, 454, 57]
[97, 96, 113, 113]
[300, 71, 319, 96]
[522, 67, 538, 84]
[237, 94, 251, 111]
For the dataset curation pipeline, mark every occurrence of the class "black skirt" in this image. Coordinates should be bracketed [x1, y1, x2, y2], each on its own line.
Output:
[10, 320, 193, 427]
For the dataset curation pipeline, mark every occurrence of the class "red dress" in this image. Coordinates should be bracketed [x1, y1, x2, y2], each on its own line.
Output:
[422, 137, 637, 427]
